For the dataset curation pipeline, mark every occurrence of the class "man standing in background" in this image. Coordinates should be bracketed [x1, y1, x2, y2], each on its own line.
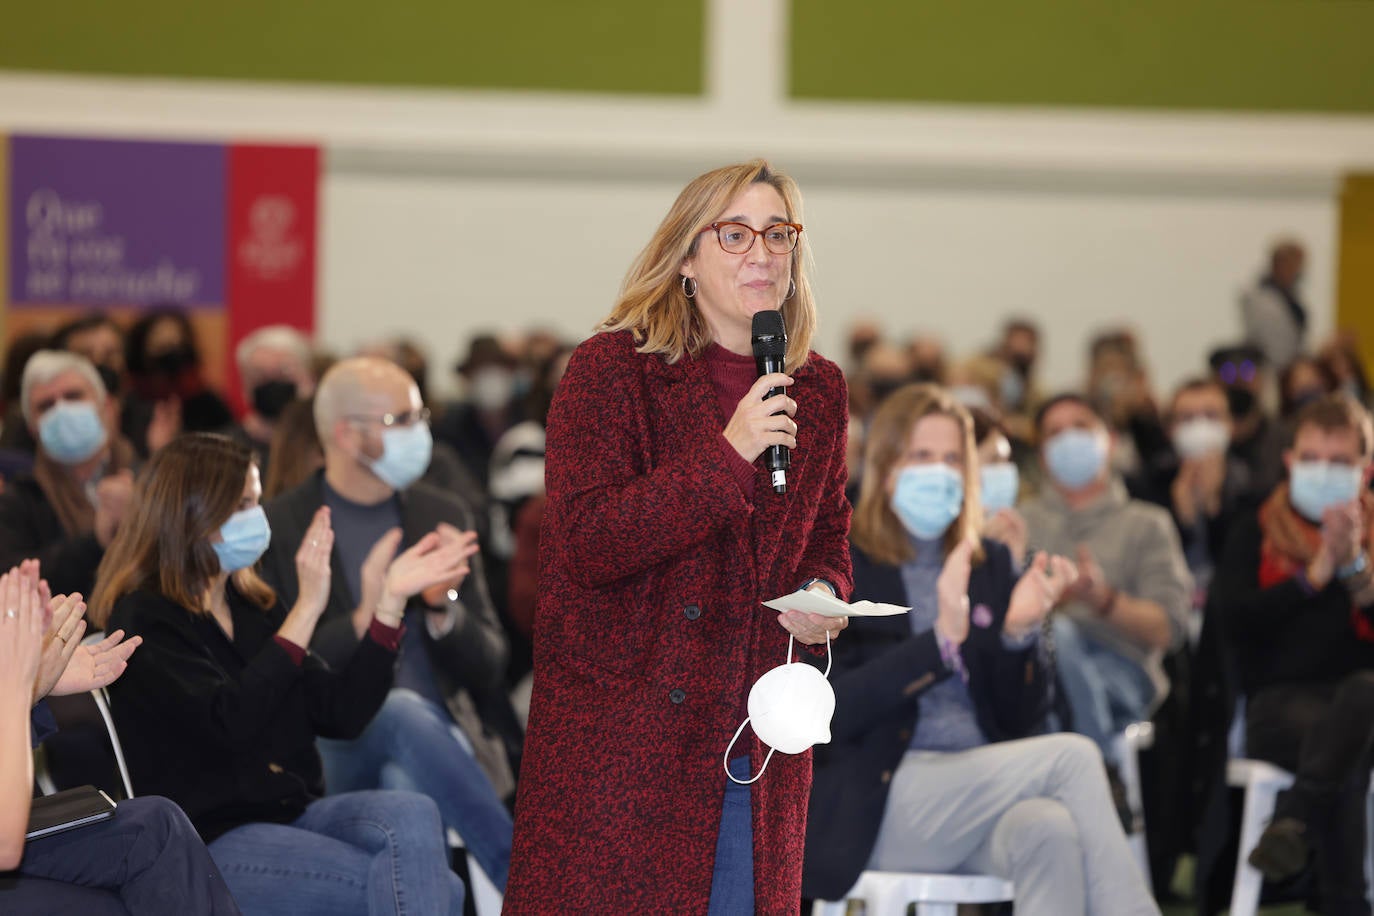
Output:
[1240, 239, 1308, 372]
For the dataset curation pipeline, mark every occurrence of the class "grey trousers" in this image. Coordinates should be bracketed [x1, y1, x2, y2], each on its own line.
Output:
[868, 733, 1160, 916]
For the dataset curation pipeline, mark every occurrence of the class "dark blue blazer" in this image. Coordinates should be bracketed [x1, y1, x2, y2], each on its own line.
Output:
[802, 537, 1051, 901]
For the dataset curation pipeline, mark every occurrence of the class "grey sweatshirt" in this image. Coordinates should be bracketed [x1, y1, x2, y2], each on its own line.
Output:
[1021, 478, 1193, 700]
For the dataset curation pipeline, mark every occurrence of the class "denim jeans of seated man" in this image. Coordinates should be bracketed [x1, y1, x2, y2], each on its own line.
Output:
[707, 756, 754, 916]
[316, 688, 514, 890]
[208, 789, 463, 916]
[1051, 616, 1156, 765]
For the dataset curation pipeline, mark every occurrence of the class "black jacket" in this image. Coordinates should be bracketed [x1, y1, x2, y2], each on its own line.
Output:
[1211, 508, 1374, 697]
[0, 475, 104, 598]
[802, 538, 1049, 901]
[105, 585, 396, 842]
[259, 472, 519, 786]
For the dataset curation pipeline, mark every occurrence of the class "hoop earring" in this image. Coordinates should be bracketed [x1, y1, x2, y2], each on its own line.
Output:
[786, 277, 796, 300]
[682, 276, 697, 299]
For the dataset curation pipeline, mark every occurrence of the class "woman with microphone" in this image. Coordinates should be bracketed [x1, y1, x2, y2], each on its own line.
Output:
[505, 160, 853, 913]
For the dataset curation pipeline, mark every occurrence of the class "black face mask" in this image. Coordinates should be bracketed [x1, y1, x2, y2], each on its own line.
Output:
[95, 364, 122, 398]
[252, 380, 298, 421]
[868, 377, 910, 405]
[1226, 386, 1257, 419]
[149, 346, 197, 377]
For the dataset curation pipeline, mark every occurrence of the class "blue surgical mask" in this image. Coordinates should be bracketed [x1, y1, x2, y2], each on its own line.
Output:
[37, 400, 108, 465]
[367, 422, 433, 490]
[212, 506, 272, 573]
[1044, 428, 1108, 490]
[1289, 461, 1363, 523]
[892, 464, 964, 541]
[980, 462, 1020, 514]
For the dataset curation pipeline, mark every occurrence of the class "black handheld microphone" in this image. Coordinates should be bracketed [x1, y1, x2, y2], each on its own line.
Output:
[751, 310, 790, 494]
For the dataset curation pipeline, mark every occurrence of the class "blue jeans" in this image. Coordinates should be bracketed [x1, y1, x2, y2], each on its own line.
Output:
[317, 689, 513, 890]
[207, 790, 463, 916]
[707, 757, 754, 915]
[1052, 616, 1156, 764]
[6, 795, 240, 915]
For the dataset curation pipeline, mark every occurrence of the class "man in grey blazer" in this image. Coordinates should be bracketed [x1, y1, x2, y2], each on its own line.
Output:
[258, 356, 515, 891]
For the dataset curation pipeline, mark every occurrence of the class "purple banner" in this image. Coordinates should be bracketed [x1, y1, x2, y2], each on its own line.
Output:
[8, 135, 226, 307]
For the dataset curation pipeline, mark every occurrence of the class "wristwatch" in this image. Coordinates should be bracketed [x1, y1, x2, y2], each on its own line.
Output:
[1337, 552, 1370, 580]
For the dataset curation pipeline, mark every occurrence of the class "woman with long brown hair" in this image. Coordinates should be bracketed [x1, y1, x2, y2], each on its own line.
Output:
[90, 433, 471, 916]
[803, 384, 1159, 916]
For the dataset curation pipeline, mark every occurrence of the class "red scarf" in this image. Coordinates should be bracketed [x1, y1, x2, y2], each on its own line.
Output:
[1257, 482, 1374, 640]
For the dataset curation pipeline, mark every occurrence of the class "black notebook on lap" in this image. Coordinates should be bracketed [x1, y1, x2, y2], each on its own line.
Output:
[25, 786, 117, 841]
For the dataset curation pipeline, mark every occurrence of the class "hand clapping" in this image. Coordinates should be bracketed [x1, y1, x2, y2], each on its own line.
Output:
[1006, 551, 1078, 637]
[0, 566, 45, 702]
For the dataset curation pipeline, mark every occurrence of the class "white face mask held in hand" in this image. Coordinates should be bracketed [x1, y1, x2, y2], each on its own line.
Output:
[723, 633, 835, 786]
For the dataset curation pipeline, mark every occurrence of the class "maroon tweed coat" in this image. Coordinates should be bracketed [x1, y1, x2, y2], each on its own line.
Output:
[505, 329, 853, 914]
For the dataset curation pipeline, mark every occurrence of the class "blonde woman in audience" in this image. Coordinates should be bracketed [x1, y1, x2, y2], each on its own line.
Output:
[803, 383, 1160, 916]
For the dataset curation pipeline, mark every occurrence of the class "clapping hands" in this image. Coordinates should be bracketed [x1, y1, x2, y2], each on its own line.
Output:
[358, 524, 481, 630]
[1, 560, 141, 704]
[1006, 551, 1078, 638]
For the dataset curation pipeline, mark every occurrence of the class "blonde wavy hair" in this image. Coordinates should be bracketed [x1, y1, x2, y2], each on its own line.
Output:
[851, 383, 986, 567]
[599, 159, 817, 375]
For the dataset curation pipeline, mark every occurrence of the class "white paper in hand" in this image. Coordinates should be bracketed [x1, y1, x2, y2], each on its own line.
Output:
[762, 590, 910, 618]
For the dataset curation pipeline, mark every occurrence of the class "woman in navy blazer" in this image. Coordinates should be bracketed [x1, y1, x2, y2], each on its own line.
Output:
[803, 384, 1160, 916]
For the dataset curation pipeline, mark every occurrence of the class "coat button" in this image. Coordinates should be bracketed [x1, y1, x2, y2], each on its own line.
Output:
[267, 762, 284, 774]
[897, 729, 912, 742]
[684, 604, 702, 621]
[880, 769, 892, 784]
[669, 688, 686, 704]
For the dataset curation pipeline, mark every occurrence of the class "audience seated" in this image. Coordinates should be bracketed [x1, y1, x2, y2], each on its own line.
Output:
[433, 334, 521, 492]
[230, 325, 317, 477]
[90, 433, 466, 915]
[1132, 378, 1256, 635]
[1317, 332, 1373, 409]
[1021, 393, 1192, 767]
[0, 331, 52, 455]
[262, 398, 325, 501]
[803, 383, 1158, 915]
[1210, 343, 1286, 499]
[259, 357, 516, 890]
[0, 352, 134, 597]
[971, 408, 1028, 570]
[0, 562, 238, 914]
[354, 338, 490, 523]
[1085, 329, 1165, 480]
[122, 306, 234, 452]
[1211, 394, 1374, 915]
[992, 316, 1044, 443]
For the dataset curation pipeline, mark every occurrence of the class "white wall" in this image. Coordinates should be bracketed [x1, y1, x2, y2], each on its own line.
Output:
[318, 167, 1337, 398]
[1, 0, 1371, 400]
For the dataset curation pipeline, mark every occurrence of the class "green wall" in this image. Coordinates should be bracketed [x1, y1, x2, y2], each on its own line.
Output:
[790, 0, 1374, 113]
[0, 1, 703, 95]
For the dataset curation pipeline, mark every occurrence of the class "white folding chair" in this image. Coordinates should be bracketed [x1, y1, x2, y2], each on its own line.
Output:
[811, 870, 1015, 916]
[34, 632, 135, 800]
[446, 828, 503, 916]
[1112, 720, 1155, 889]
[1225, 758, 1296, 916]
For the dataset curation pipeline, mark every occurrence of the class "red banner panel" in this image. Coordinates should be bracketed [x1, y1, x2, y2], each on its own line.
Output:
[225, 144, 318, 416]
